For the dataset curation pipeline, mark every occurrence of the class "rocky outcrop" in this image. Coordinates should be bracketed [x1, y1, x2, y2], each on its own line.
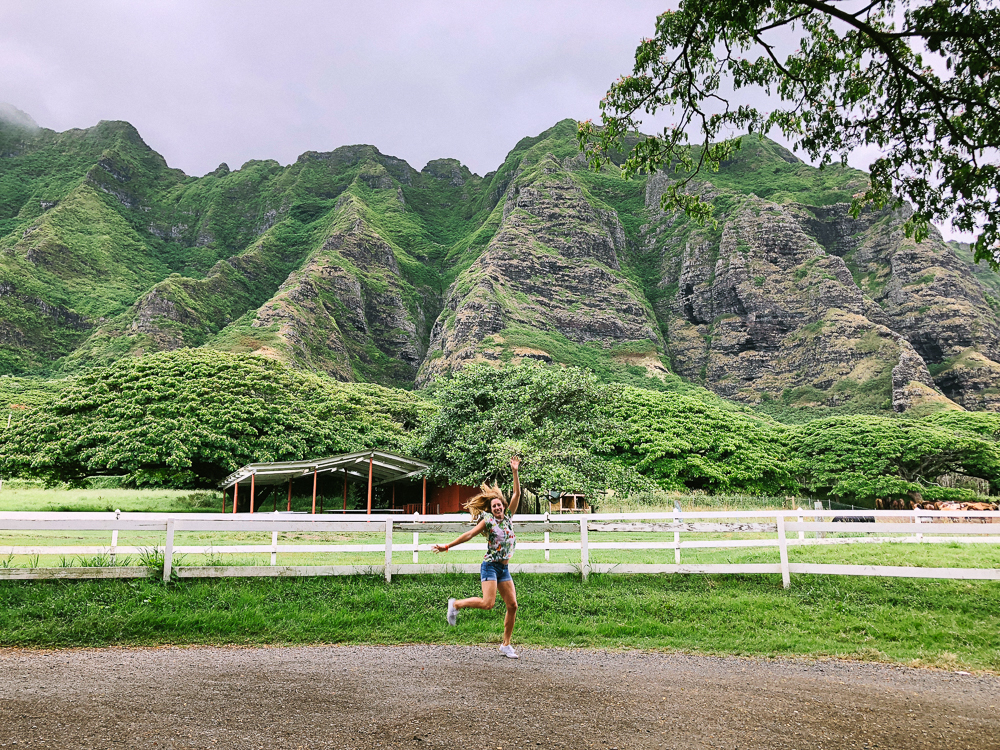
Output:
[248, 199, 428, 386]
[418, 153, 661, 384]
[793, 204, 1000, 409]
[643, 181, 978, 411]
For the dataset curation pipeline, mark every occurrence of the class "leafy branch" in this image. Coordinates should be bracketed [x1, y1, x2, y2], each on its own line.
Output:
[579, 0, 1000, 267]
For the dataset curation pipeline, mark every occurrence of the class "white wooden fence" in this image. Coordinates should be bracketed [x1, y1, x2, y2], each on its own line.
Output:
[1, 509, 998, 587]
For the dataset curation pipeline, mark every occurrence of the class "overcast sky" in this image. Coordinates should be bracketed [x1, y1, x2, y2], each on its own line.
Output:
[0, 0, 971, 240]
[0, 0, 678, 177]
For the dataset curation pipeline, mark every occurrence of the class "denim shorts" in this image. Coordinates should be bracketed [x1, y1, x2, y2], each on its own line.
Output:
[480, 560, 512, 583]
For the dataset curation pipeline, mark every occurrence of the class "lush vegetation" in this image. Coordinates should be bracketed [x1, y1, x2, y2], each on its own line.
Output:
[2, 356, 998, 505]
[1, 109, 997, 503]
[791, 414, 1000, 504]
[0, 349, 427, 487]
[0, 574, 996, 670]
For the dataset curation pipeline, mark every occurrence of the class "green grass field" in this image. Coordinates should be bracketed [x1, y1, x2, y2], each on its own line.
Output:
[0, 573, 997, 672]
[0, 484, 218, 513]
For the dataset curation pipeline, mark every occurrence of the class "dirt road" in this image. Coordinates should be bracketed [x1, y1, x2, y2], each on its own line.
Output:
[0, 645, 997, 749]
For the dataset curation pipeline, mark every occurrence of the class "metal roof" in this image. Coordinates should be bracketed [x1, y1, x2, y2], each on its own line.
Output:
[220, 450, 430, 489]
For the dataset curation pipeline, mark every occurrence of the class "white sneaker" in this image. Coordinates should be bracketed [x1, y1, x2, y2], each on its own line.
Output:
[447, 598, 457, 626]
[498, 644, 519, 659]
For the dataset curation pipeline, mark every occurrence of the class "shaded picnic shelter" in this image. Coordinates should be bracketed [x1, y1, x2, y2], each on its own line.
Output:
[220, 450, 431, 514]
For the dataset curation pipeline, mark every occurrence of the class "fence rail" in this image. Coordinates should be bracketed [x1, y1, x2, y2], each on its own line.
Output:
[1, 509, 998, 587]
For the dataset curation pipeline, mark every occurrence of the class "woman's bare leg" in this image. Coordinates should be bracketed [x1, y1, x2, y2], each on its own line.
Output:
[455, 580, 497, 610]
[497, 579, 518, 645]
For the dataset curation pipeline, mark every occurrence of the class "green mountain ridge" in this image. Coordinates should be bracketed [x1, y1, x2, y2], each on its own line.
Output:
[2, 109, 999, 416]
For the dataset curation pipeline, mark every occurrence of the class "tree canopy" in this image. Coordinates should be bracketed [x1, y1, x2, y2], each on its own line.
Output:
[580, 0, 1000, 266]
[0, 349, 425, 488]
[417, 361, 797, 500]
[417, 362, 654, 504]
[601, 387, 795, 495]
[789, 413, 1000, 502]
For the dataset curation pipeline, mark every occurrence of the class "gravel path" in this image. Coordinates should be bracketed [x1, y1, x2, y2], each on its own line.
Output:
[0, 645, 997, 749]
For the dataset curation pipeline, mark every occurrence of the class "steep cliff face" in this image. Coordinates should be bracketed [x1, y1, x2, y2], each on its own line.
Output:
[64, 145, 448, 385]
[2, 112, 999, 413]
[417, 141, 662, 385]
[229, 196, 430, 387]
[642, 140, 1000, 412]
[803, 205, 1000, 410]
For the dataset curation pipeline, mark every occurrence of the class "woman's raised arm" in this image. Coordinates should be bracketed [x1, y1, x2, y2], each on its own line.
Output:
[508, 456, 521, 515]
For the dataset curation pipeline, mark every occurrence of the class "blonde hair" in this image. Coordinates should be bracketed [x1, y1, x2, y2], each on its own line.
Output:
[463, 482, 508, 520]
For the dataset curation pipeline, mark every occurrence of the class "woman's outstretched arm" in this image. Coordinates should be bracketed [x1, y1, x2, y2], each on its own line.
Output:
[432, 518, 487, 553]
[508, 456, 521, 515]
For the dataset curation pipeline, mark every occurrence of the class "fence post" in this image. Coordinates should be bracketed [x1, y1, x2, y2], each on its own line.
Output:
[271, 511, 279, 566]
[796, 507, 804, 543]
[580, 518, 589, 581]
[777, 513, 790, 589]
[814, 501, 825, 539]
[110, 509, 120, 565]
[544, 511, 551, 562]
[163, 518, 176, 582]
[413, 512, 419, 564]
[673, 500, 681, 565]
[914, 509, 922, 543]
[385, 519, 393, 582]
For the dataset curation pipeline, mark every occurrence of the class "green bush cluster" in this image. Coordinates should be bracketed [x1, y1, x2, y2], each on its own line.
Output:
[419, 363, 1000, 505]
[0, 349, 427, 487]
[2, 356, 998, 504]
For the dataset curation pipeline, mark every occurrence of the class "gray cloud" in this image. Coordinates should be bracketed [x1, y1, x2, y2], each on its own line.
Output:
[0, 0, 669, 176]
[0, 102, 39, 131]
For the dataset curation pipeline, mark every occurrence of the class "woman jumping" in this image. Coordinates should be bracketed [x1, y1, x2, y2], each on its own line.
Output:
[433, 456, 521, 658]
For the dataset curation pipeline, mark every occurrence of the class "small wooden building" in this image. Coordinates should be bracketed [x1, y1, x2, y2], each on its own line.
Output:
[548, 491, 590, 513]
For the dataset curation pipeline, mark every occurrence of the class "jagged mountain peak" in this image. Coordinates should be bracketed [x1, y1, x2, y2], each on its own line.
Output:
[421, 158, 478, 186]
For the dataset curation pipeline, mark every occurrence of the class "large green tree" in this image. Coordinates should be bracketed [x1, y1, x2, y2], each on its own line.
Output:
[580, 0, 1000, 266]
[417, 362, 652, 506]
[0, 349, 425, 487]
[789, 414, 1000, 503]
[417, 361, 796, 501]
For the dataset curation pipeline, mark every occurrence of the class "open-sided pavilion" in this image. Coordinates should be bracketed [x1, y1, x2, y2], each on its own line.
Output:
[219, 450, 430, 514]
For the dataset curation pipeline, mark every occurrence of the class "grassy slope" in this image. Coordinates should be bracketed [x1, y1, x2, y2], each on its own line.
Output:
[0, 574, 996, 671]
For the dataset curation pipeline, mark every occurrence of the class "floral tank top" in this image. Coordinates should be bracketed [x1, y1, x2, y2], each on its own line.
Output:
[478, 510, 516, 563]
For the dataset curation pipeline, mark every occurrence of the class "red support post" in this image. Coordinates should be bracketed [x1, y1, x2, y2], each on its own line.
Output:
[311, 470, 318, 514]
[222, 489, 227, 514]
[233, 482, 239, 514]
[250, 473, 255, 514]
[366, 454, 373, 515]
[422, 476, 427, 515]
[287, 480, 292, 512]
